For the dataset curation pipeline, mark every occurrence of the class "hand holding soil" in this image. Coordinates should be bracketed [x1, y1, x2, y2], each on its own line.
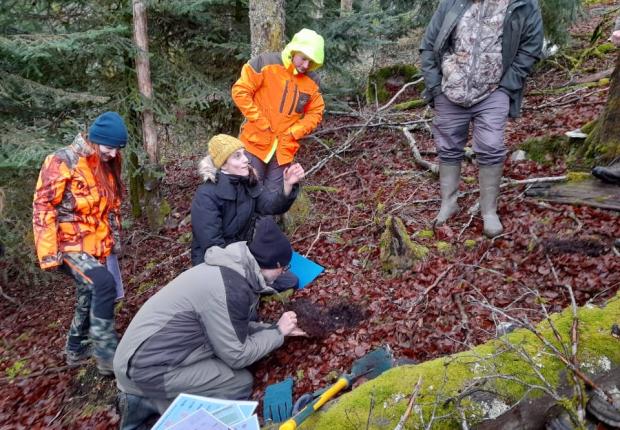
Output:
[277, 311, 305, 336]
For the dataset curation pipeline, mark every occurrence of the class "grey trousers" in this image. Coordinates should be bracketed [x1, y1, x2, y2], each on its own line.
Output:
[116, 356, 254, 413]
[245, 150, 290, 192]
[432, 90, 510, 166]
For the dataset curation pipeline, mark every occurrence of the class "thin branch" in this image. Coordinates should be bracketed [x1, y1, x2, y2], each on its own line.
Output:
[401, 127, 439, 174]
[394, 376, 423, 430]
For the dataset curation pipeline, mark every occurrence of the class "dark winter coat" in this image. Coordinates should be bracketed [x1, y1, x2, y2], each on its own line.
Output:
[419, 0, 544, 117]
[190, 171, 298, 266]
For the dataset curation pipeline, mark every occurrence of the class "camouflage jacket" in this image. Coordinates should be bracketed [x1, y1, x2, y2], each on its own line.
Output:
[441, 0, 509, 107]
[420, 0, 543, 117]
[33, 133, 121, 269]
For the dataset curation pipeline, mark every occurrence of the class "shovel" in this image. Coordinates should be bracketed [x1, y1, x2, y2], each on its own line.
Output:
[279, 346, 393, 430]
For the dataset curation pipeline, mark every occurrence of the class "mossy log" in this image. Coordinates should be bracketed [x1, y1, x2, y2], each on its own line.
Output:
[366, 64, 422, 105]
[379, 215, 428, 274]
[304, 292, 620, 429]
[580, 50, 620, 163]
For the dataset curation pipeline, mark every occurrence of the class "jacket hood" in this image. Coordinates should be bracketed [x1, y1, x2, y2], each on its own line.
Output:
[72, 133, 95, 158]
[198, 155, 218, 182]
[204, 242, 276, 294]
[281, 28, 324, 73]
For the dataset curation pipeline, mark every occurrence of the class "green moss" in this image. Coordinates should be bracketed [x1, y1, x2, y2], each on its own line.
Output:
[566, 171, 591, 182]
[177, 231, 193, 244]
[519, 135, 571, 164]
[464, 239, 477, 249]
[379, 216, 428, 274]
[417, 230, 434, 239]
[463, 175, 476, 184]
[596, 42, 616, 55]
[435, 241, 452, 253]
[305, 293, 620, 429]
[393, 98, 427, 111]
[284, 189, 311, 235]
[366, 64, 421, 104]
[304, 185, 339, 193]
[5, 359, 30, 380]
[580, 119, 598, 135]
[137, 280, 156, 295]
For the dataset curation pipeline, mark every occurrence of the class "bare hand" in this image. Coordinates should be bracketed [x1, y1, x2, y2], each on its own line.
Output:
[611, 30, 620, 46]
[283, 163, 305, 186]
[277, 311, 304, 336]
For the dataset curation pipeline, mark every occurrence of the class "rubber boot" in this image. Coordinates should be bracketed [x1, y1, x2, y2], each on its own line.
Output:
[592, 163, 620, 185]
[479, 164, 504, 238]
[90, 314, 118, 376]
[434, 163, 461, 226]
[117, 392, 160, 430]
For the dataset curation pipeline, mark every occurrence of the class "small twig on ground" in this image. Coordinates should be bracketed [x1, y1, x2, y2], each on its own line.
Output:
[378, 78, 424, 112]
[401, 127, 439, 174]
[408, 265, 456, 312]
[366, 390, 376, 430]
[394, 376, 423, 430]
[0, 286, 19, 305]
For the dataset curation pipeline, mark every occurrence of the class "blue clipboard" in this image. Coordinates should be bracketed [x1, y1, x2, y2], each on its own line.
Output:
[289, 252, 324, 289]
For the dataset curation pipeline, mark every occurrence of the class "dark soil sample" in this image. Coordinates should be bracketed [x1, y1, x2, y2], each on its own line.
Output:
[543, 238, 607, 257]
[290, 299, 366, 338]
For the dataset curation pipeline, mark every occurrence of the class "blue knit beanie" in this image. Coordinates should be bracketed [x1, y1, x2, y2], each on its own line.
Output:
[88, 112, 128, 148]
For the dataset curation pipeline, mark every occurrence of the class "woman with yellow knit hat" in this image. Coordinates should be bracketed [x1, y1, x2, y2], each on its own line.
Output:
[190, 134, 304, 290]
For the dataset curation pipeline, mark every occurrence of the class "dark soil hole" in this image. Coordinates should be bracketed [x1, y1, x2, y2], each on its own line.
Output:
[543, 238, 607, 257]
[289, 299, 366, 338]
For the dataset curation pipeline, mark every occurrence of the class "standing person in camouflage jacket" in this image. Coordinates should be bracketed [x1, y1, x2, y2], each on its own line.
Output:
[33, 111, 128, 375]
[114, 219, 305, 429]
[420, 0, 543, 237]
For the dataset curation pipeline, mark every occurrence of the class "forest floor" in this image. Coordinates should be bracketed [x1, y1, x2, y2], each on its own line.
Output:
[2, 5, 620, 429]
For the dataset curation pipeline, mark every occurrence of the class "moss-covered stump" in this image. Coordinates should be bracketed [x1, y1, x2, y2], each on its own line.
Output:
[303, 293, 620, 429]
[366, 64, 422, 104]
[283, 188, 312, 235]
[379, 216, 428, 274]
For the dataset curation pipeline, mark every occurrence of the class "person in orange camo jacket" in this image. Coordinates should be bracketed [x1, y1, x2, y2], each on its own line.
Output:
[232, 28, 325, 191]
[32, 111, 127, 376]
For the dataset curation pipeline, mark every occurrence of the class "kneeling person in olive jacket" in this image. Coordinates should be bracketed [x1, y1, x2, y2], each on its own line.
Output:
[114, 219, 305, 429]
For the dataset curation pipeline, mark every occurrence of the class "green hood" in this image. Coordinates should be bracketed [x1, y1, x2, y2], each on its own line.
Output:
[281, 28, 324, 73]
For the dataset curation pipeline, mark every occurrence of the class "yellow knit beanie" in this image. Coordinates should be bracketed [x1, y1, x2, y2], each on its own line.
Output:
[208, 134, 245, 168]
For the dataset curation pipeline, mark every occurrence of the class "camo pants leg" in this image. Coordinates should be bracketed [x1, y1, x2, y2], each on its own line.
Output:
[62, 252, 118, 362]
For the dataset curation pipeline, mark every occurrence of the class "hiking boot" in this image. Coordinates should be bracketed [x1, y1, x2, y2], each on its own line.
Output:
[592, 164, 620, 185]
[434, 163, 461, 226]
[479, 164, 504, 238]
[65, 344, 92, 365]
[117, 392, 160, 430]
[94, 355, 114, 376]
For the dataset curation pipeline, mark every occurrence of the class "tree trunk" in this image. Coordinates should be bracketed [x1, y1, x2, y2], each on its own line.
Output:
[582, 51, 620, 163]
[248, 0, 285, 57]
[132, 0, 168, 229]
[341, 0, 353, 17]
[312, 0, 324, 19]
[132, 0, 158, 164]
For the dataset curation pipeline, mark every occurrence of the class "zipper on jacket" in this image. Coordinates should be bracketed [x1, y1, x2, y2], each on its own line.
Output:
[279, 80, 289, 113]
[288, 84, 299, 115]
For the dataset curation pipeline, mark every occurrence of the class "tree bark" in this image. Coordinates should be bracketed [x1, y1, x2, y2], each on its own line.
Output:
[583, 51, 620, 163]
[341, 0, 353, 17]
[132, 0, 168, 229]
[312, 0, 324, 19]
[248, 0, 285, 57]
[132, 0, 158, 164]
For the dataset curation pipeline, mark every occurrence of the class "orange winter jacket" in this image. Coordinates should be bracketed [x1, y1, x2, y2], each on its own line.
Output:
[33, 134, 121, 269]
[231, 54, 325, 166]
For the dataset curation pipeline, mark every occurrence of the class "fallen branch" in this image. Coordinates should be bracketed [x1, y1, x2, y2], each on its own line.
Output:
[394, 376, 423, 430]
[401, 127, 439, 174]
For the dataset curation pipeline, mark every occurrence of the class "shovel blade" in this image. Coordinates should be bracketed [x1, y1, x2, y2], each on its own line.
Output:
[350, 346, 394, 380]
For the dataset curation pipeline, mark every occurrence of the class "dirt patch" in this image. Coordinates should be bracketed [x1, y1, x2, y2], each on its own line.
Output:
[543, 238, 608, 257]
[290, 299, 366, 338]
